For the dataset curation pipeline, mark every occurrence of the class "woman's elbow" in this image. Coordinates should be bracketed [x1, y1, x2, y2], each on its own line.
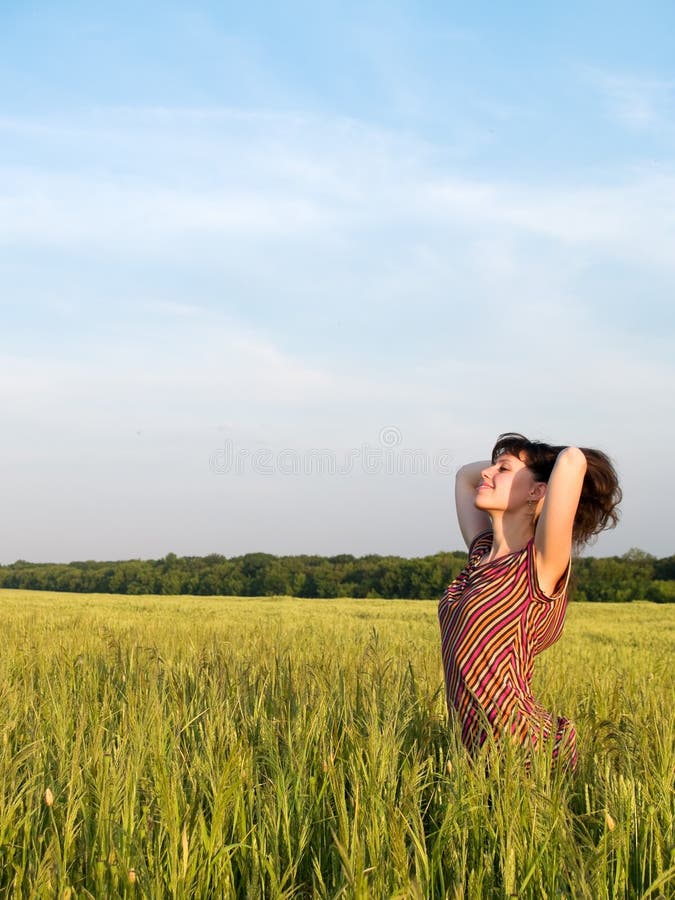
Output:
[558, 446, 588, 472]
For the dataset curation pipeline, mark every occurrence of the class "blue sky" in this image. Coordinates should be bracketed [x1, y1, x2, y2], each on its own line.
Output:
[1, 1, 674, 563]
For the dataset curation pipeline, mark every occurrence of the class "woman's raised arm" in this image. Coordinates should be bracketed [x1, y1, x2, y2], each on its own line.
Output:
[534, 447, 587, 595]
[455, 460, 492, 548]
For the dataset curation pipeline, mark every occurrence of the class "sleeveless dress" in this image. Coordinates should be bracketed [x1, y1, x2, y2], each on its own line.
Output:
[438, 530, 577, 769]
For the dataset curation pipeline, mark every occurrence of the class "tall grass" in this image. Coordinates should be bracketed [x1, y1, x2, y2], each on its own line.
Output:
[0, 591, 672, 898]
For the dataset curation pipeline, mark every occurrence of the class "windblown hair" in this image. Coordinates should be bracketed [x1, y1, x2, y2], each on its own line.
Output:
[491, 432, 622, 548]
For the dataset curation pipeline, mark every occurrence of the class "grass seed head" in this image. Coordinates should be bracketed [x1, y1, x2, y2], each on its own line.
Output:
[605, 811, 616, 832]
[45, 787, 54, 807]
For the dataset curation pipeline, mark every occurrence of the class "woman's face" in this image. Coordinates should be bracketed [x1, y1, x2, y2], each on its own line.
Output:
[474, 452, 539, 514]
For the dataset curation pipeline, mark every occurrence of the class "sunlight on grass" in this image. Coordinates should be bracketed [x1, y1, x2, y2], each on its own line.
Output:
[0, 590, 672, 897]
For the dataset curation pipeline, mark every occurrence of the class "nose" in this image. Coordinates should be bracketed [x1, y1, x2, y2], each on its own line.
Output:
[480, 464, 494, 481]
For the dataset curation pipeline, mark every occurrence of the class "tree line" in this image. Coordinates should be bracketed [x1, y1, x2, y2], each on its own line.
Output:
[0, 547, 673, 601]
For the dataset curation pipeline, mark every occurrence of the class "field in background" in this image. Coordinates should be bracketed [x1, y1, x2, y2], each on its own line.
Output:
[0, 590, 673, 898]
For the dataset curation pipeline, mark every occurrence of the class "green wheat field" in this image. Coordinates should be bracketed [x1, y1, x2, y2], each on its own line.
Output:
[0, 590, 672, 899]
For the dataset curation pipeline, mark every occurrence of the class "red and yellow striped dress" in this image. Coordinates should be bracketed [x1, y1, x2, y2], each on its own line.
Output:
[438, 530, 577, 769]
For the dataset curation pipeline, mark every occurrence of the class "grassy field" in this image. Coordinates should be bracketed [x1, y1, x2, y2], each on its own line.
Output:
[0, 590, 672, 898]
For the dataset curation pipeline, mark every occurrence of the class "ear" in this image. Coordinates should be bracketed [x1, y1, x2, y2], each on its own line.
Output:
[530, 482, 547, 517]
[531, 482, 547, 502]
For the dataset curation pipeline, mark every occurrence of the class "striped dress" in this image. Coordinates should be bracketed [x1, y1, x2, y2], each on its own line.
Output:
[438, 530, 577, 769]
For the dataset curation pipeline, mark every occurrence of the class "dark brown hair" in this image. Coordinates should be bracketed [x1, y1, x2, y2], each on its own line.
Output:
[491, 432, 622, 548]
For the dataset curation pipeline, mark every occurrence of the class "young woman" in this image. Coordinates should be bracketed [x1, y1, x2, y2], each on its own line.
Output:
[438, 433, 621, 770]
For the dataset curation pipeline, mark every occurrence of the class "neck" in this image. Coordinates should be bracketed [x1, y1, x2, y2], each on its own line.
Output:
[487, 512, 534, 560]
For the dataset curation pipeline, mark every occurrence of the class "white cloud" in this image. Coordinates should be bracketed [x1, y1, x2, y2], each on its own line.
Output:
[0, 312, 421, 457]
[583, 67, 675, 131]
[0, 169, 326, 246]
[2, 107, 675, 276]
[420, 170, 675, 267]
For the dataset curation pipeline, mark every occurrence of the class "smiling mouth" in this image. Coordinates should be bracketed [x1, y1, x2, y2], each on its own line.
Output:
[476, 484, 492, 491]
